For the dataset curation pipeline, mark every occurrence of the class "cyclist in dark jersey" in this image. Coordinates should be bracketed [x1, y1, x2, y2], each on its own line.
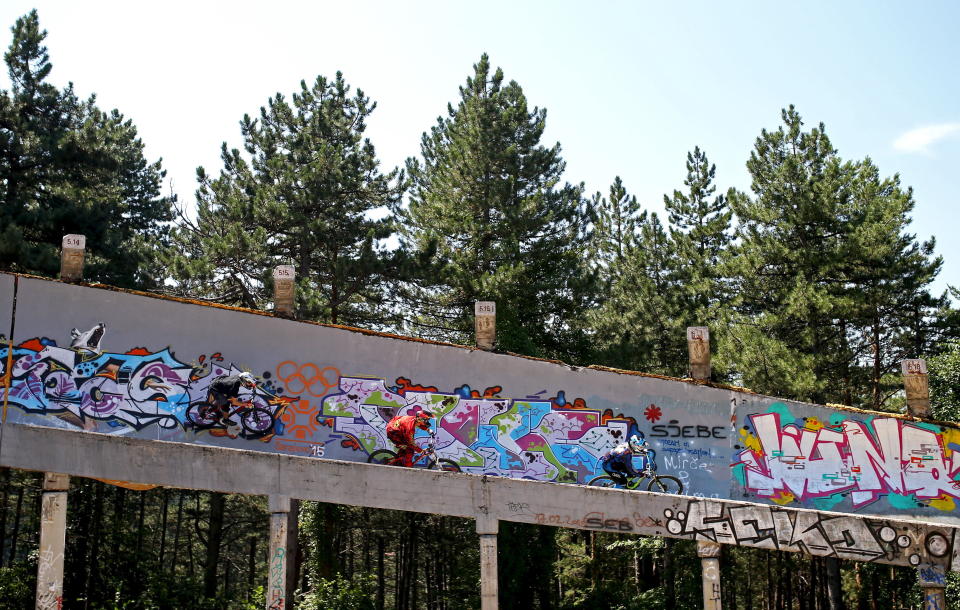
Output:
[600, 435, 646, 485]
[207, 372, 257, 425]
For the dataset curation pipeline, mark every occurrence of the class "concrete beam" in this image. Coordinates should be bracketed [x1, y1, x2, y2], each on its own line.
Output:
[2, 423, 956, 571]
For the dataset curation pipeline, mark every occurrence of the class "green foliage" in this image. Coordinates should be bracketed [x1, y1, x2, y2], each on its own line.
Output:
[930, 341, 960, 422]
[299, 573, 377, 610]
[0, 10, 174, 289]
[169, 72, 404, 325]
[720, 106, 954, 405]
[401, 53, 591, 359]
[0, 563, 34, 609]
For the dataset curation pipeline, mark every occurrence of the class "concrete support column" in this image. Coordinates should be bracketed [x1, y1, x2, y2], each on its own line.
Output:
[35, 473, 69, 610]
[476, 515, 498, 610]
[688, 327, 721, 609]
[902, 360, 946, 609]
[697, 541, 722, 610]
[918, 563, 946, 610]
[266, 495, 290, 610]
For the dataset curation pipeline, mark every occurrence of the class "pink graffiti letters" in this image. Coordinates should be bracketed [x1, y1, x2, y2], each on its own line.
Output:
[737, 412, 960, 508]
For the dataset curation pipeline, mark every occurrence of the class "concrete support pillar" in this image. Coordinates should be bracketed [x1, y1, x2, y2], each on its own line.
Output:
[697, 541, 722, 610]
[918, 563, 946, 610]
[688, 327, 721, 609]
[902, 360, 945, 608]
[35, 473, 69, 610]
[266, 495, 290, 610]
[475, 301, 496, 350]
[476, 515, 498, 610]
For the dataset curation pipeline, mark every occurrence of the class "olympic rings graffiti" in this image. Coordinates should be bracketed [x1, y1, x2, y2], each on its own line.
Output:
[276, 361, 340, 397]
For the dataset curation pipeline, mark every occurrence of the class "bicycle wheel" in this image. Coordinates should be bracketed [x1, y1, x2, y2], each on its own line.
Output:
[647, 475, 683, 494]
[240, 407, 275, 438]
[368, 449, 399, 466]
[588, 475, 620, 489]
[436, 459, 461, 473]
[186, 401, 219, 429]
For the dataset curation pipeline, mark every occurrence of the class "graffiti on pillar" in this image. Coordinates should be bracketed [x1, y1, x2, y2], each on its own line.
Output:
[662, 498, 952, 565]
[268, 546, 286, 610]
[734, 403, 960, 513]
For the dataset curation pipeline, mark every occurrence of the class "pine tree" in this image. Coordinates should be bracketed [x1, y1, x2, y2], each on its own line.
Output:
[721, 106, 856, 402]
[722, 106, 956, 407]
[0, 11, 173, 289]
[663, 147, 731, 326]
[169, 72, 404, 326]
[401, 54, 590, 359]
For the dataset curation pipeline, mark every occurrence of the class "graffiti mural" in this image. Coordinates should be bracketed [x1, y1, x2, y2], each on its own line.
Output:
[660, 498, 952, 566]
[0, 325, 296, 441]
[735, 402, 960, 514]
[317, 375, 691, 484]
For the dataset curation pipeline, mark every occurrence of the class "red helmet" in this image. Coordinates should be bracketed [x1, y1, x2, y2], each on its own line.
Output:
[415, 410, 434, 426]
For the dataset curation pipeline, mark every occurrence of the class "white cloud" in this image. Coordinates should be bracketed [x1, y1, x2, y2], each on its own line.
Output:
[893, 123, 960, 154]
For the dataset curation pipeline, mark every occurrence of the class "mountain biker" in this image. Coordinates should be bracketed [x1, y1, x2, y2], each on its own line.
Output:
[386, 410, 434, 467]
[600, 434, 647, 486]
[206, 372, 257, 426]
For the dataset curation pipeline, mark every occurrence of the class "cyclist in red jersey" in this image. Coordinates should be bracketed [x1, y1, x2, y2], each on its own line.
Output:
[386, 410, 434, 467]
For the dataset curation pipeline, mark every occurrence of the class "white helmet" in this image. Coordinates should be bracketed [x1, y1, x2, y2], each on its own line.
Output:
[629, 435, 643, 452]
[238, 372, 256, 387]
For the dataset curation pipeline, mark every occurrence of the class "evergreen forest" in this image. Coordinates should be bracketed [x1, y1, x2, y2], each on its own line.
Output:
[3, 10, 960, 610]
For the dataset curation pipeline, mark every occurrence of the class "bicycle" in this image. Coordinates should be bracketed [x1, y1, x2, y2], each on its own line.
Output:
[588, 468, 683, 494]
[367, 439, 461, 472]
[186, 398, 275, 439]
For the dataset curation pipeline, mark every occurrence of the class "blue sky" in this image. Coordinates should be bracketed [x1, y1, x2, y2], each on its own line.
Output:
[2, 1, 959, 293]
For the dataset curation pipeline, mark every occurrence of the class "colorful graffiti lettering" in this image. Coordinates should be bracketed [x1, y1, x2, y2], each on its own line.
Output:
[736, 404, 960, 511]
[0, 327, 295, 441]
[318, 375, 666, 483]
[661, 498, 951, 565]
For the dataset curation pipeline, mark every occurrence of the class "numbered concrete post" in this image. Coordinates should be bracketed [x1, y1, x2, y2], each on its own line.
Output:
[273, 266, 296, 318]
[60, 234, 86, 282]
[687, 326, 711, 381]
[35, 473, 69, 610]
[475, 301, 496, 350]
[476, 515, 499, 610]
[688, 327, 721, 609]
[902, 359, 931, 418]
[266, 495, 290, 610]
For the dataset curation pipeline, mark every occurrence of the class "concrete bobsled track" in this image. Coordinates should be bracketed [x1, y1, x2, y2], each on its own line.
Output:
[1, 271, 959, 607]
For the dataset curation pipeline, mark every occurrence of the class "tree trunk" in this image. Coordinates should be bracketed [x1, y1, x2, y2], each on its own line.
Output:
[377, 536, 385, 610]
[825, 557, 844, 610]
[286, 499, 300, 606]
[203, 491, 226, 598]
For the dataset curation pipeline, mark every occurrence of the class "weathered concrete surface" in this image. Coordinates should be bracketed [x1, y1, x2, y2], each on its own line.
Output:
[6, 271, 960, 525]
[0, 273, 13, 337]
[35, 472, 69, 610]
[1, 422, 957, 572]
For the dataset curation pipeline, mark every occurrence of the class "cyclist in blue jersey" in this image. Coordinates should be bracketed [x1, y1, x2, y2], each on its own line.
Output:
[600, 435, 647, 486]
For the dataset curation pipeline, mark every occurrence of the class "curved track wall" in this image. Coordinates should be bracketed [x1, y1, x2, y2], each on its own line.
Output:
[2, 273, 959, 524]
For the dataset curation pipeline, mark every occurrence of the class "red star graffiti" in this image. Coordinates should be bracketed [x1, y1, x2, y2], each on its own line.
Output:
[644, 404, 662, 423]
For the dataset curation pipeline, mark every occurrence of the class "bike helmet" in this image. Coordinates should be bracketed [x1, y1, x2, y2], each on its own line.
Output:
[629, 435, 644, 453]
[238, 372, 256, 388]
[415, 410, 434, 428]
